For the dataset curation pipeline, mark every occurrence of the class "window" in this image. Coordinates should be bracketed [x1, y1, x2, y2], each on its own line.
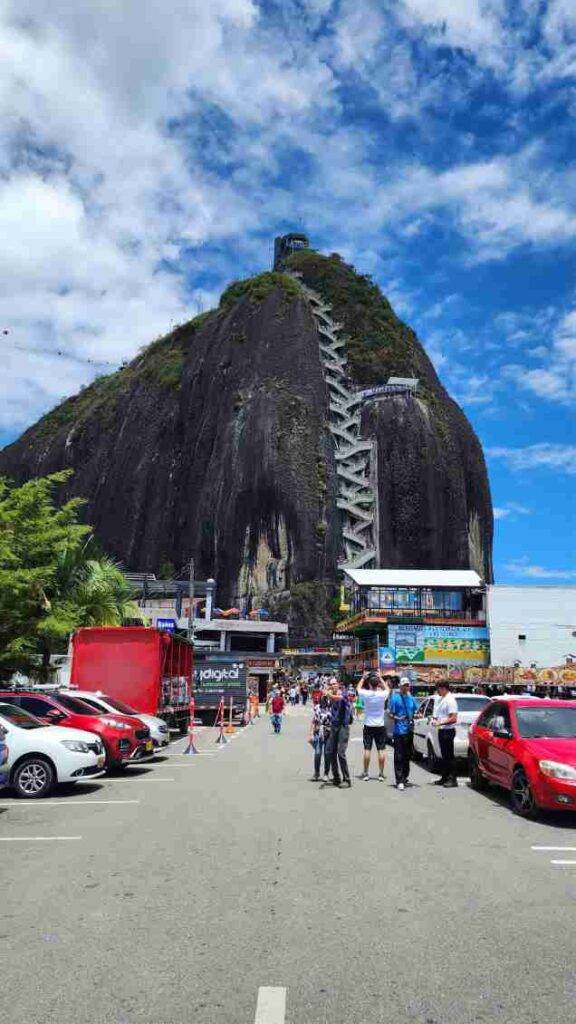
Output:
[516, 707, 576, 739]
[54, 694, 97, 715]
[0, 704, 43, 729]
[456, 697, 491, 713]
[19, 696, 53, 717]
[477, 704, 501, 730]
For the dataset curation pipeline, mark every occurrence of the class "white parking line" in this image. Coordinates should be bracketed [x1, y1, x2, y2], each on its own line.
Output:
[0, 836, 82, 842]
[532, 846, 576, 852]
[254, 987, 286, 1024]
[0, 800, 140, 807]
[551, 860, 576, 866]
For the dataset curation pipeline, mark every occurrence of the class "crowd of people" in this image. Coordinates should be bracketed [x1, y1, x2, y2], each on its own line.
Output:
[261, 671, 459, 790]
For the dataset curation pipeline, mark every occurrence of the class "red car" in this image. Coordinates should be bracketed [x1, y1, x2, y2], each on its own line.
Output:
[469, 697, 576, 818]
[0, 690, 153, 769]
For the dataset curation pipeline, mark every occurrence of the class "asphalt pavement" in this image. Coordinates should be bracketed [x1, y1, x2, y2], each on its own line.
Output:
[2, 707, 576, 1024]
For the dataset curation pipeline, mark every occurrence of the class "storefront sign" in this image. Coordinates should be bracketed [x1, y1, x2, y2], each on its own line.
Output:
[389, 624, 489, 666]
[378, 646, 396, 669]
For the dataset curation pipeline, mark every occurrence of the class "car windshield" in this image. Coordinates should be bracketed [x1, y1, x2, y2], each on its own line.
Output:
[516, 706, 576, 739]
[55, 693, 101, 716]
[0, 704, 44, 729]
[456, 697, 491, 713]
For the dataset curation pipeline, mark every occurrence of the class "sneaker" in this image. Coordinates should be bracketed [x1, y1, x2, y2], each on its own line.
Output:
[362, 773, 370, 781]
[433, 778, 446, 786]
[443, 778, 458, 788]
[397, 782, 405, 791]
[309, 776, 320, 782]
[343, 779, 352, 788]
[378, 773, 385, 782]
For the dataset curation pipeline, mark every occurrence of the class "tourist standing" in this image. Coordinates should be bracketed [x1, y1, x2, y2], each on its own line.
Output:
[270, 691, 285, 734]
[308, 696, 331, 781]
[326, 683, 352, 788]
[388, 677, 418, 790]
[356, 671, 390, 781]
[300, 682, 309, 706]
[431, 681, 458, 787]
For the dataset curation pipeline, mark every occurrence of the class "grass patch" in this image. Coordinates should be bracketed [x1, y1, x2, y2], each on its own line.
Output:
[220, 272, 301, 309]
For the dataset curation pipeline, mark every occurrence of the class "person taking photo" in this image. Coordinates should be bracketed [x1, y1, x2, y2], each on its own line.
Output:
[356, 670, 390, 781]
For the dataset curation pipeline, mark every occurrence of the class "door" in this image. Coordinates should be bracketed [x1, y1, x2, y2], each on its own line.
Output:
[413, 698, 433, 756]
[487, 705, 514, 785]
[473, 704, 499, 777]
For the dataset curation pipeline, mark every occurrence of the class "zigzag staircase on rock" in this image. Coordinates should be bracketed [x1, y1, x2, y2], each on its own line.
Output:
[290, 272, 379, 571]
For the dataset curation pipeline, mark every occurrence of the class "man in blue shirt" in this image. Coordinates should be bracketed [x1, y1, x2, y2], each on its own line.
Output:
[388, 677, 418, 790]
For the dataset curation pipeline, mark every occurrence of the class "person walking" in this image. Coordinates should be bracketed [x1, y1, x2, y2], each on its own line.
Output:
[388, 676, 418, 790]
[325, 682, 352, 788]
[431, 681, 458, 787]
[356, 671, 390, 781]
[300, 682, 309, 706]
[308, 696, 332, 781]
[270, 690, 285, 734]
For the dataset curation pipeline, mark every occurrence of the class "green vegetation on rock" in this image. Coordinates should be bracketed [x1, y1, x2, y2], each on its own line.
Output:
[35, 310, 218, 440]
[220, 271, 301, 309]
[285, 250, 423, 388]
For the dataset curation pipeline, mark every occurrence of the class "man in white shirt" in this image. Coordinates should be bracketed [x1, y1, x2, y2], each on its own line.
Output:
[431, 681, 458, 788]
[356, 671, 391, 781]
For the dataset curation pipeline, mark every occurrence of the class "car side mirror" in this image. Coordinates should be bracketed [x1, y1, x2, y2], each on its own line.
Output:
[493, 727, 511, 740]
[46, 708, 64, 722]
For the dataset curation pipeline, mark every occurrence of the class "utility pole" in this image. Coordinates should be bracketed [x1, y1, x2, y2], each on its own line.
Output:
[187, 557, 195, 644]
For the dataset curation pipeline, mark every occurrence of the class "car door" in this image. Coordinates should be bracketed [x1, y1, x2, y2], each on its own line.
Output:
[413, 698, 433, 756]
[473, 704, 498, 777]
[487, 704, 515, 785]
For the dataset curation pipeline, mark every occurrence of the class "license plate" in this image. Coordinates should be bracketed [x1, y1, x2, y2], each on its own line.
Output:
[145, 740, 153, 752]
[97, 755, 105, 768]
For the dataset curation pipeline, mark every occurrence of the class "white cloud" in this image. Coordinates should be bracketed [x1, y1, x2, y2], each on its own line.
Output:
[494, 502, 531, 520]
[0, 0, 336, 433]
[505, 558, 576, 580]
[488, 444, 576, 474]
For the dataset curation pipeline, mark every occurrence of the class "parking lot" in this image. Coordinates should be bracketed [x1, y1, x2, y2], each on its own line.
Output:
[3, 709, 576, 1024]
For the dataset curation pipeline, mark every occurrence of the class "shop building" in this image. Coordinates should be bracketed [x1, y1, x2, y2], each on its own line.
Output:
[337, 569, 488, 680]
[488, 585, 576, 669]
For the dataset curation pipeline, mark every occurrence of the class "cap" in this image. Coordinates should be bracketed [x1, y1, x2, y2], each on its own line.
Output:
[399, 676, 411, 686]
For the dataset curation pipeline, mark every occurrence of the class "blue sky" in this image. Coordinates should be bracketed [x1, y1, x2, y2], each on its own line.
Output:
[0, 1, 575, 582]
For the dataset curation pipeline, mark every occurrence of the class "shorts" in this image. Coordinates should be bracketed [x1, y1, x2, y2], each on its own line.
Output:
[363, 725, 387, 751]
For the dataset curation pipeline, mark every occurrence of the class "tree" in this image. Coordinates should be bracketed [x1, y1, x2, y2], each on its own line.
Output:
[0, 472, 141, 679]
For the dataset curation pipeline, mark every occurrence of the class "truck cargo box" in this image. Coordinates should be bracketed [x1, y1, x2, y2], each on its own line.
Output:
[70, 627, 192, 730]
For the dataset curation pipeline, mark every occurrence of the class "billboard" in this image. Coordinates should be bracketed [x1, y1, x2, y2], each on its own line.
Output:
[194, 657, 247, 707]
[389, 624, 489, 666]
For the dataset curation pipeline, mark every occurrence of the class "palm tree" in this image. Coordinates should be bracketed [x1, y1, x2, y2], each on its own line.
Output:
[37, 538, 143, 679]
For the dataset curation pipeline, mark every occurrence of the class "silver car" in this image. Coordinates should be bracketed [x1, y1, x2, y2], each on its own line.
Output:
[413, 693, 491, 769]
[68, 691, 170, 750]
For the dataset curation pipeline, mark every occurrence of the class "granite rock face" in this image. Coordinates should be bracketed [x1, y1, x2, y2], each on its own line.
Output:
[0, 252, 493, 607]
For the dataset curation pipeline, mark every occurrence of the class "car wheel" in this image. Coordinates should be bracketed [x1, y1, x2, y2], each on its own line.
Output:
[427, 740, 440, 773]
[468, 751, 488, 791]
[12, 756, 55, 799]
[511, 767, 538, 819]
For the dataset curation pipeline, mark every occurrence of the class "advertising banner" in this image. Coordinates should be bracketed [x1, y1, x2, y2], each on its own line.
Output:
[378, 646, 396, 669]
[194, 658, 247, 707]
[389, 624, 489, 666]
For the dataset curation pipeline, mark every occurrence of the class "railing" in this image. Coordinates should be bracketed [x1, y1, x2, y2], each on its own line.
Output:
[352, 607, 486, 622]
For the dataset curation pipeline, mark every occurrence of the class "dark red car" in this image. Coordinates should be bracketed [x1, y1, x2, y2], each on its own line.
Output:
[0, 690, 153, 769]
[469, 697, 576, 817]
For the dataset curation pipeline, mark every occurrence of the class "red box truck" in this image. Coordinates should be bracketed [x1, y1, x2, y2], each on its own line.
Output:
[70, 627, 193, 733]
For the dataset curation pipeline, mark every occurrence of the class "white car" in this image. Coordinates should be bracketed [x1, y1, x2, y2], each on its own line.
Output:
[0, 702, 106, 798]
[68, 691, 170, 749]
[413, 694, 492, 769]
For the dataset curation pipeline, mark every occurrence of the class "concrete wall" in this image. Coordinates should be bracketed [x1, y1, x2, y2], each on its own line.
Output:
[488, 585, 576, 666]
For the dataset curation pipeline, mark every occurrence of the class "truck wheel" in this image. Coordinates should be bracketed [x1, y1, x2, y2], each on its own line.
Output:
[12, 756, 55, 798]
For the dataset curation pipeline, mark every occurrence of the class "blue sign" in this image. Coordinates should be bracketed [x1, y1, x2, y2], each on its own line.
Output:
[378, 646, 396, 669]
[157, 618, 176, 633]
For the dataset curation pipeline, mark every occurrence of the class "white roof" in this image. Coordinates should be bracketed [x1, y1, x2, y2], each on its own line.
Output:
[344, 569, 483, 588]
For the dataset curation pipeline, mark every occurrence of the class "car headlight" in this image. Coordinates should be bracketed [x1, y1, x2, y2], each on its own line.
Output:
[61, 740, 91, 753]
[101, 718, 131, 730]
[539, 760, 576, 781]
